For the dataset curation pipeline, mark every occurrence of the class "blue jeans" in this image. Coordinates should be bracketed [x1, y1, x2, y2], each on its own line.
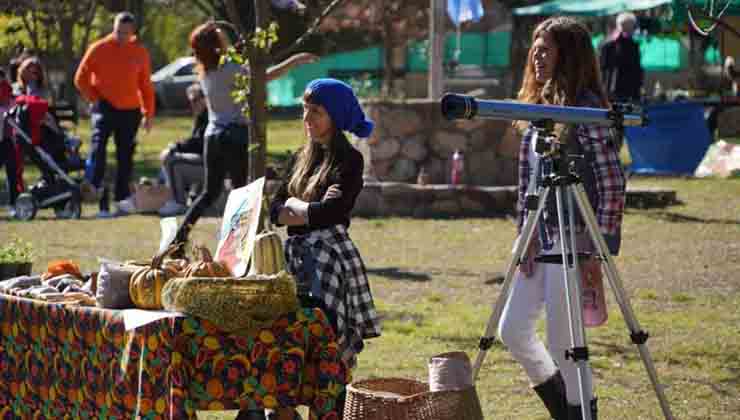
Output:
[84, 100, 141, 202]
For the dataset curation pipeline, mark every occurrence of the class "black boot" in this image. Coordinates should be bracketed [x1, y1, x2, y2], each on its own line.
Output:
[533, 371, 568, 420]
[567, 398, 598, 420]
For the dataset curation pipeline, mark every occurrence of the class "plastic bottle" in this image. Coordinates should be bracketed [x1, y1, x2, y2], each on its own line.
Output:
[450, 149, 465, 185]
[582, 267, 608, 327]
[653, 80, 664, 101]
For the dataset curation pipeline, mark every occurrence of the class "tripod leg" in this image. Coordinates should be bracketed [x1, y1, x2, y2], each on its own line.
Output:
[569, 184, 675, 420]
[471, 186, 551, 380]
[554, 186, 594, 420]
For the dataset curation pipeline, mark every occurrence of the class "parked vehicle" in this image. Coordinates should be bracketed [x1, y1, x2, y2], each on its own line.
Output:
[152, 56, 196, 111]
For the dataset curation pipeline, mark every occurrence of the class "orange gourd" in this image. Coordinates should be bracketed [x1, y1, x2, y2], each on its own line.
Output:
[183, 246, 231, 278]
[129, 246, 177, 309]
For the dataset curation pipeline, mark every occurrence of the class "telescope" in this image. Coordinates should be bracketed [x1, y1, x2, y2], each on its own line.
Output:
[441, 93, 646, 128]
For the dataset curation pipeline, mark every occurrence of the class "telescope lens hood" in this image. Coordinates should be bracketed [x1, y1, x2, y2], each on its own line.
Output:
[441, 93, 478, 120]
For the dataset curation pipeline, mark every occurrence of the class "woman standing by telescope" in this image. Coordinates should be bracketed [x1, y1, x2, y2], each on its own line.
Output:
[497, 16, 626, 420]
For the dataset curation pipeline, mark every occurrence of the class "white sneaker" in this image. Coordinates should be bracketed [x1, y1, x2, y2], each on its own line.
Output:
[158, 200, 187, 217]
[114, 197, 137, 216]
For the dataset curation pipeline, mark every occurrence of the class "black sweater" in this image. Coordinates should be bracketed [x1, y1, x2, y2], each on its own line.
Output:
[172, 110, 208, 155]
[270, 133, 364, 236]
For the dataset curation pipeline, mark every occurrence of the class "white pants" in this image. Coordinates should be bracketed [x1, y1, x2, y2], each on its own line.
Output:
[498, 254, 594, 405]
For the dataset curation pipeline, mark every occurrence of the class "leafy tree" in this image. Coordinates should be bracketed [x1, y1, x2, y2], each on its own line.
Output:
[0, 0, 100, 105]
[316, 0, 431, 96]
[217, 0, 347, 179]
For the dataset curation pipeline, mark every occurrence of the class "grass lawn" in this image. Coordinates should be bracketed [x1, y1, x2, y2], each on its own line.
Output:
[1, 117, 739, 419]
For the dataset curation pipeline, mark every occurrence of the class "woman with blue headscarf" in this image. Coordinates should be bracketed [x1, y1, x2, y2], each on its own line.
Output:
[270, 78, 381, 414]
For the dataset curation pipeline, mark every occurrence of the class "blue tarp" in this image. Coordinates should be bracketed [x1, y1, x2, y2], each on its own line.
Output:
[447, 0, 485, 25]
[625, 102, 712, 175]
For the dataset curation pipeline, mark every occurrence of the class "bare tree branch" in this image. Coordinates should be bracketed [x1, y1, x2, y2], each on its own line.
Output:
[274, 0, 348, 61]
[191, 0, 217, 17]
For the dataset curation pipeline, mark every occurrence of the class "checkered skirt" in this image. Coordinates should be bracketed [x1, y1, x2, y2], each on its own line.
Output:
[285, 225, 381, 368]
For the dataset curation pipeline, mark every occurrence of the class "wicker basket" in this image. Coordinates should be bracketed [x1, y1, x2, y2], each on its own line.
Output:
[161, 271, 298, 333]
[344, 378, 484, 420]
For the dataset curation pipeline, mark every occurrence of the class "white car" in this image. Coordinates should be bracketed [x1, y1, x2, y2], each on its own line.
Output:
[151, 56, 197, 111]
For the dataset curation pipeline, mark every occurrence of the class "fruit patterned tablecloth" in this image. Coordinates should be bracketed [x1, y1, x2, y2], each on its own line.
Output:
[0, 294, 347, 419]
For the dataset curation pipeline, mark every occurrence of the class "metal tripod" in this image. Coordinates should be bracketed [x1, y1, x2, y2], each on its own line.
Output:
[471, 123, 675, 420]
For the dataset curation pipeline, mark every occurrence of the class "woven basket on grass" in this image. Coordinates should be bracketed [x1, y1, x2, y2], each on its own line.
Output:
[161, 271, 298, 333]
[344, 378, 484, 420]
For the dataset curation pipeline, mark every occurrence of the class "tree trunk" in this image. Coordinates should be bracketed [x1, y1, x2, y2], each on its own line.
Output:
[225, 0, 269, 181]
[249, 0, 270, 181]
[58, 17, 78, 108]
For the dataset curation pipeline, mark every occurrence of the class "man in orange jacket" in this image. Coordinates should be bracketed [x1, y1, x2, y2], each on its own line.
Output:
[75, 11, 155, 217]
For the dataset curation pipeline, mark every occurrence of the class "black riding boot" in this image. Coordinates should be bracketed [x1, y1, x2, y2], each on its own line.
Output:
[533, 371, 568, 420]
[567, 398, 598, 420]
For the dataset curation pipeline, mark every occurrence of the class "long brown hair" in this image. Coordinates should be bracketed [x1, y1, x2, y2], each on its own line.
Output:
[189, 22, 229, 77]
[287, 90, 342, 201]
[516, 17, 608, 129]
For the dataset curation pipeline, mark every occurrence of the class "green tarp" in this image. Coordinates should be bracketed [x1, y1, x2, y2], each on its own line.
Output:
[513, 0, 673, 16]
[268, 32, 512, 106]
[267, 29, 696, 106]
[514, 0, 740, 18]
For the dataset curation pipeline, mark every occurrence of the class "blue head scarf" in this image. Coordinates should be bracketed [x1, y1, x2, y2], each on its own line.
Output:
[304, 78, 374, 138]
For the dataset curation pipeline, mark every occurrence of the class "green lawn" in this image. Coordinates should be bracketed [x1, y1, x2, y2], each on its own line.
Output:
[1, 117, 739, 419]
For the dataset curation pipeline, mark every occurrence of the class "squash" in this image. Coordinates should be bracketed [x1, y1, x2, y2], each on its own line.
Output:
[129, 246, 177, 309]
[247, 231, 286, 276]
[183, 246, 231, 278]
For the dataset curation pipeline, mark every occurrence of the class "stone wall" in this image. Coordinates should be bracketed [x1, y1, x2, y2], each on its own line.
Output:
[353, 182, 518, 218]
[357, 99, 520, 187]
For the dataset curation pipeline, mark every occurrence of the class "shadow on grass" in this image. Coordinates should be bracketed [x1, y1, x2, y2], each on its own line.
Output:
[638, 211, 740, 226]
[378, 310, 425, 325]
[428, 334, 478, 345]
[367, 267, 431, 282]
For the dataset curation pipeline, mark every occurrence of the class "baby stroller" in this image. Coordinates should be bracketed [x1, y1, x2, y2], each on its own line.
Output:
[3, 96, 83, 220]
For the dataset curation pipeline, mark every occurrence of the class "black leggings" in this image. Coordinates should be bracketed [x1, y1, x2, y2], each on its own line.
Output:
[175, 124, 248, 244]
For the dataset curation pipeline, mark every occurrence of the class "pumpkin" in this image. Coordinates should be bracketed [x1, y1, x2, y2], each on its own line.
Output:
[247, 231, 286, 276]
[129, 246, 177, 309]
[183, 246, 231, 278]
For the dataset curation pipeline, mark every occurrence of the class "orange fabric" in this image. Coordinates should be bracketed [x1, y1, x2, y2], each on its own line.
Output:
[74, 34, 155, 118]
[41, 260, 83, 281]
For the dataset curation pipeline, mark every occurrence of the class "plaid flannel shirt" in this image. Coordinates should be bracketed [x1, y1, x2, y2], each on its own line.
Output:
[285, 225, 381, 369]
[517, 120, 626, 252]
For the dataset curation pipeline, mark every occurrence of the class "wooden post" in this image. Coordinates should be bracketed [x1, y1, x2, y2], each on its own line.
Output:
[428, 0, 445, 100]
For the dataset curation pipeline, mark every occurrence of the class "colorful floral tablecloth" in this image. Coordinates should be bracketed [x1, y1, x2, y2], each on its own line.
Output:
[0, 294, 347, 419]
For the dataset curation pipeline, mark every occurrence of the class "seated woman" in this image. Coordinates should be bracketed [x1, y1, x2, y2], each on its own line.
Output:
[157, 83, 208, 217]
[270, 78, 382, 416]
